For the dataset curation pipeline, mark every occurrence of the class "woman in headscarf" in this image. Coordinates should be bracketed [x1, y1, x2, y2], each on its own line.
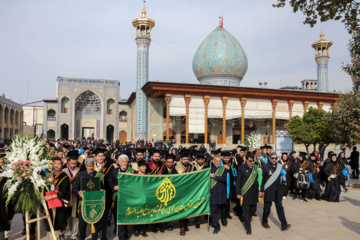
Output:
[337, 152, 349, 193]
[307, 153, 322, 200]
[323, 153, 342, 202]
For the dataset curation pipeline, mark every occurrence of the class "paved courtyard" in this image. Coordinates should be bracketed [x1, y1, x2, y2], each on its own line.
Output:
[7, 179, 360, 240]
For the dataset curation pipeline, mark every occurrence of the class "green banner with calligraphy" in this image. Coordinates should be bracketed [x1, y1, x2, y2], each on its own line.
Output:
[117, 169, 211, 225]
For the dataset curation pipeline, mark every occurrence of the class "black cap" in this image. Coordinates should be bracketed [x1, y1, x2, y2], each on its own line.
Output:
[93, 148, 106, 155]
[246, 152, 255, 160]
[83, 147, 89, 151]
[299, 151, 307, 156]
[189, 145, 198, 150]
[135, 148, 146, 154]
[240, 146, 248, 152]
[180, 150, 191, 158]
[123, 150, 132, 159]
[196, 150, 205, 159]
[49, 143, 55, 147]
[68, 150, 79, 160]
[150, 148, 161, 156]
[310, 153, 316, 157]
[265, 146, 273, 149]
[138, 160, 147, 167]
[211, 148, 222, 154]
[260, 146, 266, 149]
[221, 150, 233, 157]
[62, 144, 70, 149]
[165, 154, 176, 161]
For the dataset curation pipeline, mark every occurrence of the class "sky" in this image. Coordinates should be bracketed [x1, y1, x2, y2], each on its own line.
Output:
[0, 0, 353, 105]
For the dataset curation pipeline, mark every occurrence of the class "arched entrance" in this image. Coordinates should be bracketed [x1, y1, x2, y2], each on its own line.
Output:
[119, 130, 127, 144]
[106, 125, 114, 142]
[60, 124, 69, 140]
[75, 90, 101, 139]
[47, 129, 55, 140]
[163, 129, 177, 143]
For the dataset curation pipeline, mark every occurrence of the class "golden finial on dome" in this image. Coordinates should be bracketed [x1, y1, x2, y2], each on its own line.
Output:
[320, 28, 324, 40]
[312, 28, 333, 58]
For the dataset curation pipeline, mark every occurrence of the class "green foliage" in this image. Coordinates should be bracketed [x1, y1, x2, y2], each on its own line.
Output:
[330, 93, 360, 145]
[286, 107, 333, 151]
[273, 0, 359, 34]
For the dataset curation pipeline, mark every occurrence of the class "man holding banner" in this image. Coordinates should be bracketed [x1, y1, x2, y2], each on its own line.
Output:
[260, 152, 291, 231]
[209, 155, 227, 234]
[235, 152, 259, 235]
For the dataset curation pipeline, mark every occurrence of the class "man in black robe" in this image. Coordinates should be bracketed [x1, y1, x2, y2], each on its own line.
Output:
[236, 152, 259, 235]
[293, 152, 311, 202]
[324, 153, 342, 202]
[209, 155, 227, 234]
[260, 152, 291, 231]
[0, 162, 10, 240]
[44, 157, 70, 240]
[280, 153, 291, 198]
[162, 154, 178, 231]
[73, 158, 104, 240]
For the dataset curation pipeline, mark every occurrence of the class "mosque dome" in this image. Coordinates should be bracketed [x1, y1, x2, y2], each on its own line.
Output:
[192, 25, 248, 86]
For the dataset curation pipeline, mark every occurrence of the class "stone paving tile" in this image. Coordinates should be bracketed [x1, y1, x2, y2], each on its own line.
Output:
[7, 184, 360, 240]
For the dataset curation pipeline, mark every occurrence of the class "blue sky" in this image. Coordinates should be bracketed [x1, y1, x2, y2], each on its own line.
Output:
[0, 0, 352, 104]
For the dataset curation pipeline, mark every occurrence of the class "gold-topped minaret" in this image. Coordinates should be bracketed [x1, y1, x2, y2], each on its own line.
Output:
[311, 30, 333, 93]
[132, 1, 155, 40]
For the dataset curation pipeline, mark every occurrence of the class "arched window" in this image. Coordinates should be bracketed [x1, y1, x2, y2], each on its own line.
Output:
[119, 110, 127, 122]
[107, 99, 114, 115]
[61, 97, 69, 113]
[47, 109, 56, 117]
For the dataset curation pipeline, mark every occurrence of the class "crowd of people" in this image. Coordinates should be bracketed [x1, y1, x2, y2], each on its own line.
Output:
[0, 139, 358, 240]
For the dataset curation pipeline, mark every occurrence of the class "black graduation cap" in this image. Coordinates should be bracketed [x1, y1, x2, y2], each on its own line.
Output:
[62, 144, 70, 149]
[149, 148, 161, 156]
[240, 146, 248, 152]
[309, 153, 316, 157]
[196, 150, 206, 159]
[83, 147, 89, 151]
[246, 152, 255, 159]
[221, 150, 233, 157]
[135, 148, 146, 154]
[299, 151, 307, 156]
[123, 150, 132, 159]
[49, 143, 55, 147]
[265, 146, 273, 149]
[68, 150, 79, 160]
[260, 145, 266, 150]
[165, 154, 176, 160]
[211, 148, 222, 154]
[93, 148, 106, 155]
[189, 145, 198, 150]
[138, 160, 147, 167]
[180, 150, 191, 158]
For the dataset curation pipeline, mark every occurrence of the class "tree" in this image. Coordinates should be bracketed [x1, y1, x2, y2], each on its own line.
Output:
[286, 107, 333, 154]
[275, 1, 360, 145]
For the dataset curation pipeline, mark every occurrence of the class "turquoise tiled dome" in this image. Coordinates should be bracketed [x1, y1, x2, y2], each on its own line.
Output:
[192, 27, 248, 86]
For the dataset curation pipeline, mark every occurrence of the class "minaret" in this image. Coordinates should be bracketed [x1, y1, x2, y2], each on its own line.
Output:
[312, 30, 333, 92]
[132, 2, 155, 139]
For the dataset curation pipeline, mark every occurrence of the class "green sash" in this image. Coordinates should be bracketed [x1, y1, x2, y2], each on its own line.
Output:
[81, 190, 106, 224]
[264, 163, 282, 191]
[240, 165, 258, 205]
[210, 166, 225, 189]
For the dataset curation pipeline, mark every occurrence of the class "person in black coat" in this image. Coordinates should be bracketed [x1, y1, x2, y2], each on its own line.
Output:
[235, 152, 259, 235]
[209, 155, 227, 234]
[260, 152, 291, 231]
[73, 158, 104, 240]
[348, 146, 359, 179]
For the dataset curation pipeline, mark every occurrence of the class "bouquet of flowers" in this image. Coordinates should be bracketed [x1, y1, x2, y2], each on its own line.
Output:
[245, 131, 261, 149]
[0, 134, 52, 215]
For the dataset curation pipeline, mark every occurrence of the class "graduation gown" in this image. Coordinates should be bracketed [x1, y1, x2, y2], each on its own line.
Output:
[307, 160, 321, 198]
[225, 158, 239, 201]
[323, 161, 342, 202]
[95, 160, 114, 209]
[162, 167, 178, 175]
[62, 166, 82, 217]
[235, 163, 259, 205]
[210, 165, 227, 205]
[260, 162, 283, 203]
[48, 172, 71, 231]
[146, 160, 166, 175]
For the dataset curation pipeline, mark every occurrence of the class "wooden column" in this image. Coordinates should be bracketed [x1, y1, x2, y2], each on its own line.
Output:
[240, 98, 247, 144]
[165, 94, 172, 141]
[317, 102, 324, 109]
[287, 100, 294, 120]
[203, 96, 210, 144]
[221, 97, 228, 145]
[303, 101, 310, 112]
[184, 95, 191, 144]
[271, 99, 278, 145]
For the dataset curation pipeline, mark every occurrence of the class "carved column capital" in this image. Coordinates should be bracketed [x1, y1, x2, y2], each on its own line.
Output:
[317, 102, 324, 109]
[203, 95, 211, 107]
[184, 95, 191, 106]
[271, 99, 278, 111]
[165, 94, 172, 105]
[287, 100, 294, 111]
[240, 97, 247, 108]
[302, 101, 310, 112]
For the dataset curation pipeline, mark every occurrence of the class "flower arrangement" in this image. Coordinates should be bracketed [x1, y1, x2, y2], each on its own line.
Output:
[0, 134, 52, 215]
[245, 131, 261, 149]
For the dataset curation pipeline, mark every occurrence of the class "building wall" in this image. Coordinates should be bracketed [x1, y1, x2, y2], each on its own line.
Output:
[0, 96, 23, 139]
